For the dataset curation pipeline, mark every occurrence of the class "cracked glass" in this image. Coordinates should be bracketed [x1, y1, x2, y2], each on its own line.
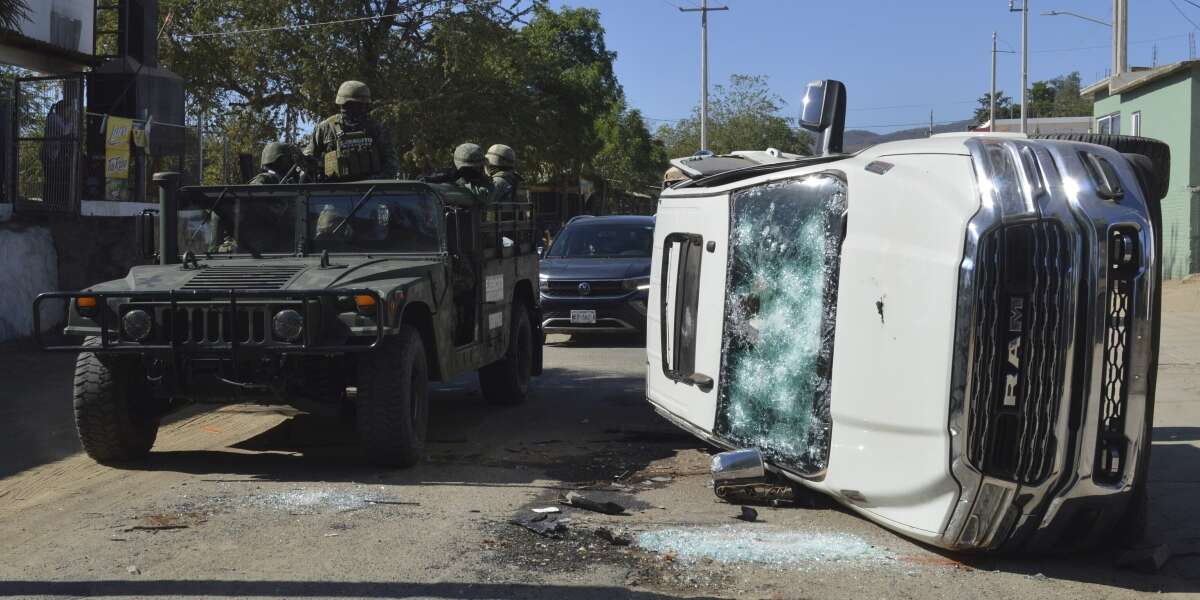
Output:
[716, 174, 847, 475]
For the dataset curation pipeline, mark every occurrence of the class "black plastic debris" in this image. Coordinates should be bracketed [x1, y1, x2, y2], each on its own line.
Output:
[594, 527, 633, 546]
[1115, 544, 1173, 573]
[559, 491, 625, 515]
[736, 506, 759, 522]
[511, 513, 569, 539]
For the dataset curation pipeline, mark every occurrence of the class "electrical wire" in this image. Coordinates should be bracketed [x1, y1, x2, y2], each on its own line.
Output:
[1168, 0, 1200, 30]
[175, 12, 403, 39]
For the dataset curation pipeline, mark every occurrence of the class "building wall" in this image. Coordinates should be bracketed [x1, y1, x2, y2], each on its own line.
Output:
[0, 225, 61, 342]
[1093, 68, 1197, 279]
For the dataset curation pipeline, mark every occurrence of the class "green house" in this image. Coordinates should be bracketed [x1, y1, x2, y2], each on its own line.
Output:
[1084, 60, 1200, 279]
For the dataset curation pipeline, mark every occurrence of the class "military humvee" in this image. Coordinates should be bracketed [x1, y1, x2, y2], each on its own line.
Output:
[34, 172, 543, 467]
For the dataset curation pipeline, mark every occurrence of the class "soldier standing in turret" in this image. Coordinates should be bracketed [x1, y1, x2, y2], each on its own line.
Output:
[304, 80, 398, 181]
[485, 144, 522, 205]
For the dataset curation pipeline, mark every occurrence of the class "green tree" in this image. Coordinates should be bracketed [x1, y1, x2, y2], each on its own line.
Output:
[1049, 72, 1092, 117]
[593, 107, 667, 192]
[657, 74, 812, 158]
[974, 91, 1019, 123]
[1027, 81, 1056, 118]
[0, 0, 31, 32]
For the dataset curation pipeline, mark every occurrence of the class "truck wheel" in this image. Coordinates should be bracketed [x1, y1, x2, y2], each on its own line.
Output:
[73, 338, 159, 463]
[356, 326, 429, 467]
[479, 304, 533, 406]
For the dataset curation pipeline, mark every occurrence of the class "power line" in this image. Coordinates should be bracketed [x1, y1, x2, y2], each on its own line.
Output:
[1169, 0, 1200, 30]
[175, 12, 403, 39]
[1183, 0, 1200, 11]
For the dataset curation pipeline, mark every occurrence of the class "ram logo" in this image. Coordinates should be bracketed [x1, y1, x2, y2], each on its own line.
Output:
[1002, 297, 1024, 408]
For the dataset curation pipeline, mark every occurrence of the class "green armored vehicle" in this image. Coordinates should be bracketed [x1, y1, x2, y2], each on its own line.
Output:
[35, 172, 543, 467]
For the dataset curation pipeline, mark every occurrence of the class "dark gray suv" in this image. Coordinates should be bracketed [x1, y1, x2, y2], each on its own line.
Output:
[539, 215, 654, 334]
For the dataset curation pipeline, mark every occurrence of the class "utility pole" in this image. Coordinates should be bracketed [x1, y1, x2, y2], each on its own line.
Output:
[1190, 31, 1196, 60]
[1010, 0, 1029, 133]
[679, 0, 728, 152]
[991, 32, 998, 130]
[1113, 0, 1128, 76]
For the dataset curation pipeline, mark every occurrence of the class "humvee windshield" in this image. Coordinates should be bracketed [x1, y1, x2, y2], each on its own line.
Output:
[177, 188, 441, 256]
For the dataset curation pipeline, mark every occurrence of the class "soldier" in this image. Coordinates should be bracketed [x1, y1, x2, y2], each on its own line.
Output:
[304, 80, 398, 182]
[662, 166, 687, 190]
[249, 142, 299, 184]
[485, 143, 522, 205]
[452, 143, 493, 204]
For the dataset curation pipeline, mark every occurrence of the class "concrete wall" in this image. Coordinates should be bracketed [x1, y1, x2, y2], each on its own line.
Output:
[0, 225, 61, 342]
[1094, 68, 1197, 279]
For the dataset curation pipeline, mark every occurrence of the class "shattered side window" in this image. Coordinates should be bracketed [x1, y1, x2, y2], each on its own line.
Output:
[715, 174, 847, 475]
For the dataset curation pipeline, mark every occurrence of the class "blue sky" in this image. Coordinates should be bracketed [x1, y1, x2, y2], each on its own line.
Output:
[554, 0, 1198, 132]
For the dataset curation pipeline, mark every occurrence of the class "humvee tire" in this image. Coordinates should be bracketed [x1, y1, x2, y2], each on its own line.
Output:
[357, 326, 429, 467]
[479, 303, 533, 406]
[73, 338, 159, 463]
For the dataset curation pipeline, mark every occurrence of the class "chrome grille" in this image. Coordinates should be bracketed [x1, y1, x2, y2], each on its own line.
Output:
[182, 265, 304, 290]
[544, 279, 625, 296]
[1095, 228, 1139, 484]
[967, 221, 1072, 485]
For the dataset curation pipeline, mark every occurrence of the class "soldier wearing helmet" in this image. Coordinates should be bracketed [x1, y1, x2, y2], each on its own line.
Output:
[452, 143, 493, 204]
[249, 142, 300, 184]
[485, 143, 522, 205]
[304, 80, 397, 182]
[662, 166, 687, 190]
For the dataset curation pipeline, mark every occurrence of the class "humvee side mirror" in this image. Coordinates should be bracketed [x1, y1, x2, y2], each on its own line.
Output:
[135, 209, 158, 260]
[799, 80, 847, 156]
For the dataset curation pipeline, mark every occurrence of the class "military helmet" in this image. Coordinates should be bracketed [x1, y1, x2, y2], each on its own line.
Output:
[453, 143, 485, 169]
[335, 80, 371, 105]
[260, 142, 292, 168]
[662, 166, 687, 188]
[485, 144, 516, 169]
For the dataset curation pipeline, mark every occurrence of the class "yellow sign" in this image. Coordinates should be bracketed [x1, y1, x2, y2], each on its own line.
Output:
[104, 116, 132, 180]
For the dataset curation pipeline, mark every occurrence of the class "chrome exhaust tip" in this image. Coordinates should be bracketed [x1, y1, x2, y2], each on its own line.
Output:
[711, 448, 766, 484]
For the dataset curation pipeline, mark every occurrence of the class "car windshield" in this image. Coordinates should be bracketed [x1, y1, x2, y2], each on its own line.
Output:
[307, 191, 440, 254]
[178, 191, 297, 256]
[546, 221, 653, 258]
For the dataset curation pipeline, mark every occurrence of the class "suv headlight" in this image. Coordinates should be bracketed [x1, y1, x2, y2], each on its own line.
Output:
[623, 277, 650, 291]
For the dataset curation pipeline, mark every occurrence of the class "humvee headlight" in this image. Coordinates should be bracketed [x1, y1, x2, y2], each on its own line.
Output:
[272, 309, 304, 341]
[121, 309, 153, 341]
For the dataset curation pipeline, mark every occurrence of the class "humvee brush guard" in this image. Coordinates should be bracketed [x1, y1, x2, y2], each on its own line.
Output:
[35, 172, 543, 467]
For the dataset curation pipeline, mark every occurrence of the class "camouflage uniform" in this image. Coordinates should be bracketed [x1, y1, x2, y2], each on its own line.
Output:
[485, 144, 522, 205]
[452, 143, 493, 204]
[303, 81, 398, 181]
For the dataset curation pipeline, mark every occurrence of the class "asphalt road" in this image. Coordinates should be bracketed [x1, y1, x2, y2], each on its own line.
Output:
[0, 313, 1197, 599]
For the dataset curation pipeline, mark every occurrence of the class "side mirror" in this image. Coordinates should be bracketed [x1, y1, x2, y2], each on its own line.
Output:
[537, 245, 545, 258]
[135, 209, 158, 260]
[799, 80, 847, 156]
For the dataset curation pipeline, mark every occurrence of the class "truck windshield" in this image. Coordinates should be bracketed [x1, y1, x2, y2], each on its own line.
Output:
[307, 191, 440, 254]
[179, 192, 297, 256]
[546, 222, 654, 258]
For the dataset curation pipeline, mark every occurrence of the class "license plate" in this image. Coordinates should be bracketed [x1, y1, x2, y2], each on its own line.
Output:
[570, 310, 597, 324]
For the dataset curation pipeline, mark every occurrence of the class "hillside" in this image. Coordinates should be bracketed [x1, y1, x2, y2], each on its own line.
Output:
[842, 118, 977, 153]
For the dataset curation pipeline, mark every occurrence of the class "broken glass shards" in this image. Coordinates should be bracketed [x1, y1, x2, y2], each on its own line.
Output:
[636, 526, 889, 566]
[715, 175, 847, 475]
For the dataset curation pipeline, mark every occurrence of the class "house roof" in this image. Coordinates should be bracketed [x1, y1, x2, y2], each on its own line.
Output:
[1082, 60, 1200, 98]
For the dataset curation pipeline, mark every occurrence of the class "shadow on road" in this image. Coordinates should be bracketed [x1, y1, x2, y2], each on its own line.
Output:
[0, 579, 721, 599]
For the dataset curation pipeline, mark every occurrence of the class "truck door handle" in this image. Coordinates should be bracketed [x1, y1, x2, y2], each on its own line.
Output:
[687, 372, 714, 392]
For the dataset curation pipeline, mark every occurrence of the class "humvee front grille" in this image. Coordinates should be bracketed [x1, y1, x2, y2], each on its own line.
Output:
[125, 304, 289, 346]
[183, 265, 304, 291]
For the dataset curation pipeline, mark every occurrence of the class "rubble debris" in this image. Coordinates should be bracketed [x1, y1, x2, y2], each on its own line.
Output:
[736, 506, 759, 522]
[531, 507, 560, 514]
[649, 476, 673, 483]
[559, 491, 625, 515]
[636, 526, 890, 566]
[126, 565, 140, 575]
[595, 527, 633, 546]
[1116, 544, 1173, 574]
[511, 513, 570, 539]
[123, 525, 189, 532]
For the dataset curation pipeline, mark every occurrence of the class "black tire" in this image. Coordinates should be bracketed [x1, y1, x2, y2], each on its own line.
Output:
[479, 303, 533, 406]
[1112, 474, 1151, 547]
[1032, 133, 1171, 200]
[356, 326, 429, 467]
[73, 338, 159, 463]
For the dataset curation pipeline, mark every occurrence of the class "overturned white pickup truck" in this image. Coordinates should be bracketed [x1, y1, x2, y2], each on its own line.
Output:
[647, 80, 1166, 552]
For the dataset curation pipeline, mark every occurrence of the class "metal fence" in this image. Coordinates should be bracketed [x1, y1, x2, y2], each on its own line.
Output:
[11, 75, 84, 214]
